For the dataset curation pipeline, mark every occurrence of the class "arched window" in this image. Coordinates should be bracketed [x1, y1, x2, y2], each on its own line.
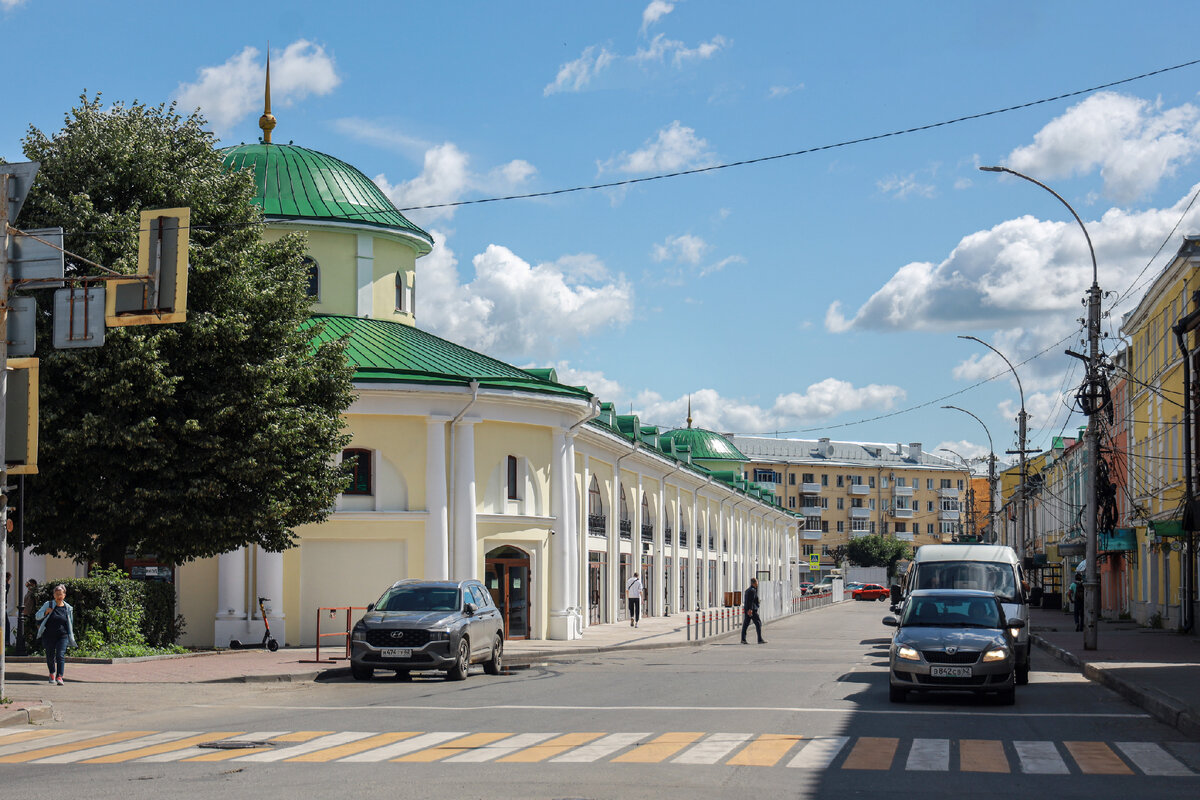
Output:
[507, 455, 520, 500]
[588, 475, 603, 516]
[395, 271, 405, 312]
[640, 493, 653, 542]
[303, 257, 320, 299]
[342, 448, 372, 495]
[619, 486, 629, 522]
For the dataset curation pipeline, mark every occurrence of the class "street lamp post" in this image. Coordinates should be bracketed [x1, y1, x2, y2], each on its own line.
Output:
[959, 335, 1029, 561]
[979, 165, 1103, 651]
[943, 405, 998, 544]
[940, 448, 975, 542]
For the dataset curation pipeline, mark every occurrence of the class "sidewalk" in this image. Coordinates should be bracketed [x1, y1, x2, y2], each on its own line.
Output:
[1030, 606, 1200, 738]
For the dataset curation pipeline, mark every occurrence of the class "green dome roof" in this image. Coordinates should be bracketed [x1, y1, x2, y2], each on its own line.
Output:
[662, 428, 748, 462]
[220, 143, 433, 252]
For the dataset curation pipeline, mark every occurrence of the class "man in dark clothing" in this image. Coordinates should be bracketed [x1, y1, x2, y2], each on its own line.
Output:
[741, 577, 766, 644]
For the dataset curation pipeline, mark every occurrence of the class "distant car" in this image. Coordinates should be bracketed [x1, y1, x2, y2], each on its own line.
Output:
[798, 582, 814, 595]
[882, 589, 1023, 705]
[845, 582, 863, 592]
[810, 581, 833, 593]
[350, 579, 504, 682]
[852, 583, 889, 601]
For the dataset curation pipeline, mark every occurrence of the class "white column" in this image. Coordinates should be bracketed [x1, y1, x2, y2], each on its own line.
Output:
[635, 472, 644, 613]
[452, 418, 479, 580]
[580, 454, 590, 630]
[699, 498, 709, 609]
[655, 478, 665, 617]
[424, 416, 450, 579]
[608, 469, 620, 623]
[214, 547, 248, 647]
[256, 546, 286, 646]
[549, 428, 579, 639]
[688, 491, 698, 611]
[565, 434, 581, 634]
[718, 501, 726, 605]
[670, 486, 680, 614]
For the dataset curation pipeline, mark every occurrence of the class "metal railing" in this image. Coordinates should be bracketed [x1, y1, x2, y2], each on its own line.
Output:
[300, 605, 368, 664]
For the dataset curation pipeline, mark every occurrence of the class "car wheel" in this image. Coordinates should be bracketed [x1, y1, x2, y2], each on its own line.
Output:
[446, 638, 470, 681]
[1015, 663, 1030, 685]
[878, 596, 887, 602]
[483, 634, 504, 675]
[351, 663, 373, 681]
[889, 685, 906, 703]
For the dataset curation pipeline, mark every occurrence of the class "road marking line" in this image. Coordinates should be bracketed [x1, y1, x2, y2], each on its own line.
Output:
[613, 732, 705, 763]
[184, 732, 323, 762]
[143, 731, 288, 762]
[959, 739, 1008, 773]
[270, 731, 333, 743]
[726, 734, 802, 767]
[841, 737, 899, 771]
[239, 732, 378, 762]
[37, 731, 198, 764]
[550, 732, 649, 763]
[1014, 741, 1069, 774]
[498, 732, 604, 763]
[1064, 741, 1134, 775]
[906, 738, 949, 771]
[673, 733, 753, 765]
[787, 736, 849, 770]
[1114, 742, 1196, 777]
[0, 730, 108, 758]
[339, 732, 466, 763]
[0, 729, 64, 748]
[0, 731, 148, 763]
[393, 732, 513, 763]
[445, 732, 559, 763]
[287, 732, 420, 763]
[86, 732, 244, 764]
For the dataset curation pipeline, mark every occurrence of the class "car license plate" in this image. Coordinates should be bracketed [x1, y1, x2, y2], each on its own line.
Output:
[930, 665, 972, 678]
[381, 648, 412, 658]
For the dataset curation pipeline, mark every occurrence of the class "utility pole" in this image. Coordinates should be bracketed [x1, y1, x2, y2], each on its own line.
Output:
[1, 170, 12, 697]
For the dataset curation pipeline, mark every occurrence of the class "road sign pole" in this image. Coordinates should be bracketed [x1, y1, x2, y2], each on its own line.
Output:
[1, 171, 11, 699]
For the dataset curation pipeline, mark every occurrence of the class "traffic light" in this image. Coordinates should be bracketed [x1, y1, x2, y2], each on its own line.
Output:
[105, 207, 190, 327]
[5, 358, 39, 475]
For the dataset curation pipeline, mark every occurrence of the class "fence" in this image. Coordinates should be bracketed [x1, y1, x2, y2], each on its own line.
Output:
[684, 585, 834, 641]
[300, 606, 368, 664]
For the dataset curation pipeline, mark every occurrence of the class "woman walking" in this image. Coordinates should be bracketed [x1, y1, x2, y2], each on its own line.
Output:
[34, 584, 76, 685]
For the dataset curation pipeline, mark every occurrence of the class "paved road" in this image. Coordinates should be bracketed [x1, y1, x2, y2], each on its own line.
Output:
[1, 600, 1197, 799]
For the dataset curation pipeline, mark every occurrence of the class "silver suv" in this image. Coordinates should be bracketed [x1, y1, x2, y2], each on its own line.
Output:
[350, 579, 504, 681]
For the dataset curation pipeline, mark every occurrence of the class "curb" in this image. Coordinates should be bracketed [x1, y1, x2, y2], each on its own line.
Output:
[1031, 634, 1200, 738]
[0, 702, 54, 728]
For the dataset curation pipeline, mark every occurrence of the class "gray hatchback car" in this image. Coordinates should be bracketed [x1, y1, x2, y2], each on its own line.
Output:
[883, 589, 1024, 705]
[350, 579, 504, 681]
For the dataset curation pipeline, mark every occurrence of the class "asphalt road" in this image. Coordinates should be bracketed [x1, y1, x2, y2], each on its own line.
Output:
[1, 600, 1197, 799]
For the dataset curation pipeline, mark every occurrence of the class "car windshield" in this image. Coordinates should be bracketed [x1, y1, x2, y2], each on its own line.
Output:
[912, 562, 1019, 602]
[376, 585, 461, 612]
[901, 596, 1002, 628]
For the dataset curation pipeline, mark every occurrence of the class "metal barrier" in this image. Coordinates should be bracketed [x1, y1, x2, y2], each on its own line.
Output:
[683, 590, 834, 642]
[300, 606, 368, 664]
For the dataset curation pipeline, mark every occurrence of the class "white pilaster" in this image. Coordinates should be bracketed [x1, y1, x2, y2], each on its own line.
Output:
[549, 429, 580, 639]
[214, 547, 249, 647]
[452, 418, 479, 580]
[608, 469, 620, 623]
[255, 547, 287, 646]
[425, 416, 451, 579]
[356, 234, 374, 317]
[579, 454, 590, 629]
[688, 491, 698, 611]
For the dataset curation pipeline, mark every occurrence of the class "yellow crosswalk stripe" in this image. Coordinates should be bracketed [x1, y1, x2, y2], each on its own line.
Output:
[498, 732, 605, 763]
[82, 732, 244, 764]
[0, 731, 152, 763]
[612, 732, 705, 763]
[959, 739, 1009, 773]
[841, 737, 899, 771]
[287, 732, 420, 763]
[272, 731, 334, 743]
[393, 732, 513, 763]
[1065, 741, 1134, 775]
[182, 731, 330, 762]
[726, 734, 803, 767]
[0, 729, 62, 747]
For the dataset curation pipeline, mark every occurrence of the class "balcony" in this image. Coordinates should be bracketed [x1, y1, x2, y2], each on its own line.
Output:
[893, 485, 914, 497]
[850, 484, 870, 496]
[664, 527, 672, 546]
[849, 507, 871, 519]
[895, 532, 915, 542]
[588, 514, 607, 537]
[619, 518, 632, 540]
[641, 524, 654, 543]
[939, 509, 961, 521]
[801, 505, 823, 517]
[891, 507, 914, 519]
[938, 487, 960, 499]
[850, 530, 871, 539]
[802, 482, 822, 494]
[802, 530, 823, 540]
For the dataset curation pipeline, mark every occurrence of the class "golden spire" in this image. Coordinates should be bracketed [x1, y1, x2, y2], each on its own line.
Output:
[259, 45, 277, 144]
[686, 395, 692, 429]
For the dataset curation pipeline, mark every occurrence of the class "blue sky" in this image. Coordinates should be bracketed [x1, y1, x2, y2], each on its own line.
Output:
[6, 0, 1200, 470]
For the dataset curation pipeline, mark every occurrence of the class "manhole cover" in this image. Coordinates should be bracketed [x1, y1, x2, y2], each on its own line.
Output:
[197, 740, 275, 750]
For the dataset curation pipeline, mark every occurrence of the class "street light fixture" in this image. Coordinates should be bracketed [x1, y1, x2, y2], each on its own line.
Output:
[979, 164, 1104, 651]
[942, 405, 998, 544]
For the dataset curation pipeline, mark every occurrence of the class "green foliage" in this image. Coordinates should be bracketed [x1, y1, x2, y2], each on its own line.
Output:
[70, 643, 188, 659]
[845, 535, 913, 576]
[17, 94, 355, 564]
[141, 580, 186, 647]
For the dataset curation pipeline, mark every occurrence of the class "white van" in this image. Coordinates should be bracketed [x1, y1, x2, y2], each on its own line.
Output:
[896, 544, 1031, 684]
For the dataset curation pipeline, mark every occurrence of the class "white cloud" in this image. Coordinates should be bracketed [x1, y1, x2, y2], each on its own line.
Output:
[418, 238, 633, 363]
[649, 233, 744, 283]
[544, 46, 616, 95]
[768, 84, 804, 99]
[175, 40, 340, 133]
[641, 0, 675, 32]
[600, 120, 714, 174]
[877, 173, 937, 200]
[633, 33, 727, 68]
[2, 0, 28, 10]
[548, 362, 625, 398]
[1005, 92, 1200, 204]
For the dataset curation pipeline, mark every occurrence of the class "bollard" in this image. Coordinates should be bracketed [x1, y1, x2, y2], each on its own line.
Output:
[686, 614, 691, 641]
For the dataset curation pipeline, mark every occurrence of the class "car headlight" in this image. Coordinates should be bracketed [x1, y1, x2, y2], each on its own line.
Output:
[982, 647, 1010, 662]
[896, 645, 920, 661]
[351, 624, 366, 642]
[428, 630, 451, 641]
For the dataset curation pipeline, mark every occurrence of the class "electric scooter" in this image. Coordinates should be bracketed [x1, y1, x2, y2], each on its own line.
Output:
[228, 596, 280, 652]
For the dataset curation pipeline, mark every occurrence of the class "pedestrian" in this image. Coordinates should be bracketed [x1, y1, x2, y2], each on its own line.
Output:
[741, 577, 766, 644]
[625, 572, 644, 628]
[1068, 571, 1083, 632]
[34, 584, 76, 685]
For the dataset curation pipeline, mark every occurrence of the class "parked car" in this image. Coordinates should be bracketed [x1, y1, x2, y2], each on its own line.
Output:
[845, 582, 864, 592]
[798, 582, 814, 595]
[350, 579, 504, 681]
[852, 583, 889, 601]
[810, 581, 833, 593]
[882, 589, 1023, 705]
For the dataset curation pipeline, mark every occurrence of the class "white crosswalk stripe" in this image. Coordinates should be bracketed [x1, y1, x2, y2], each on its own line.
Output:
[906, 738, 949, 771]
[338, 731, 467, 763]
[550, 732, 649, 763]
[237, 732, 381, 762]
[0, 730, 114, 758]
[1015, 741, 1070, 774]
[137, 731, 287, 762]
[36, 731, 199, 764]
[1114, 742, 1196, 777]
[787, 737, 849, 770]
[445, 732, 558, 763]
[672, 732, 753, 765]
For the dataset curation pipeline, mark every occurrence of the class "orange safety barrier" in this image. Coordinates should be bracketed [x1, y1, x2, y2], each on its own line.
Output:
[300, 606, 368, 664]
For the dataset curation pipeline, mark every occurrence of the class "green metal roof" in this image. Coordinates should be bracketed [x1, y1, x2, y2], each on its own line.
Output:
[220, 143, 433, 251]
[302, 314, 592, 399]
[662, 428, 749, 462]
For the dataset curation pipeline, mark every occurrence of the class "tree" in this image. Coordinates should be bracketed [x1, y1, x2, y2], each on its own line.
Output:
[845, 535, 912, 577]
[16, 95, 355, 566]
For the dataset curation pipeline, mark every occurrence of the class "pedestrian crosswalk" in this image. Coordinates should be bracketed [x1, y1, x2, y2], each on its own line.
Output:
[0, 727, 1194, 775]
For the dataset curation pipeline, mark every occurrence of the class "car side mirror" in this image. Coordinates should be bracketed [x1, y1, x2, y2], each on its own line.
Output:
[464, 602, 477, 616]
[882, 615, 899, 627]
[366, 603, 375, 612]
[1007, 618, 1025, 629]
[889, 585, 902, 603]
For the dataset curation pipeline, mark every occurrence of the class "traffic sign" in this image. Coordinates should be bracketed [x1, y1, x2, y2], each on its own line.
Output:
[7, 227, 64, 284]
[6, 296, 35, 356]
[4, 357, 39, 475]
[808, 553, 820, 570]
[53, 287, 105, 349]
[0, 162, 40, 220]
[106, 207, 189, 327]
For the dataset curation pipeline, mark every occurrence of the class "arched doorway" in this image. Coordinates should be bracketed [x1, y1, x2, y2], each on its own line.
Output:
[485, 545, 531, 639]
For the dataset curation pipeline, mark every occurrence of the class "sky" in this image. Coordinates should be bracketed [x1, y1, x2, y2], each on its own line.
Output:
[5, 0, 1200, 473]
